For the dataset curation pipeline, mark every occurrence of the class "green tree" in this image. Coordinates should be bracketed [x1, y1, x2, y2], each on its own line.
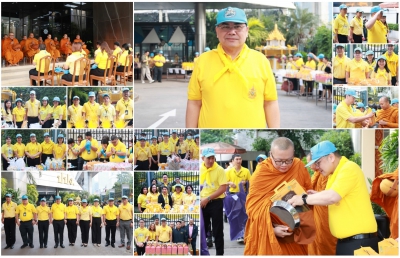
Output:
[319, 130, 355, 158]
[379, 130, 398, 173]
[79, 190, 90, 200]
[305, 25, 332, 59]
[63, 192, 76, 203]
[26, 184, 39, 205]
[205, 11, 219, 49]
[200, 130, 235, 144]
[9, 87, 66, 108]
[87, 194, 100, 204]
[1, 178, 7, 198]
[246, 17, 269, 49]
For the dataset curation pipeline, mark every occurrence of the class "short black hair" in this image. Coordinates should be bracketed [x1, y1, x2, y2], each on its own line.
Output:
[111, 135, 118, 141]
[114, 42, 120, 46]
[231, 154, 241, 161]
[185, 184, 193, 193]
[85, 131, 92, 137]
[140, 186, 148, 194]
[163, 174, 168, 177]
[68, 138, 75, 144]
[77, 135, 83, 139]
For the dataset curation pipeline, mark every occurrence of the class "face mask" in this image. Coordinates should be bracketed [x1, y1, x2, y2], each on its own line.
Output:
[187, 136, 192, 140]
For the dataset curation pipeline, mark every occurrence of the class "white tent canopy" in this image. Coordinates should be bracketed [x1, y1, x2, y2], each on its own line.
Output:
[169, 26, 186, 43]
[142, 28, 161, 44]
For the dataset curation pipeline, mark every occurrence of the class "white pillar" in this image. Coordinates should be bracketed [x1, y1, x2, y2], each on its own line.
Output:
[361, 130, 376, 193]
[195, 3, 206, 54]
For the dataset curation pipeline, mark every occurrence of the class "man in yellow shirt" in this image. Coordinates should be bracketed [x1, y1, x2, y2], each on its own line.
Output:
[2, 136, 14, 171]
[134, 219, 149, 255]
[25, 90, 41, 128]
[333, 44, 349, 85]
[25, 133, 42, 167]
[391, 98, 399, 108]
[13, 134, 25, 159]
[103, 198, 120, 248]
[98, 93, 116, 128]
[157, 133, 174, 163]
[41, 132, 54, 164]
[68, 96, 84, 128]
[156, 217, 172, 243]
[118, 196, 133, 250]
[106, 135, 126, 162]
[336, 89, 375, 128]
[2, 193, 17, 249]
[384, 43, 399, 86]
[15, 195, 37, 248]
[168, 130, 179, 146]
[28, 44, 51, 85]
[65, 198, 79, 246]
[115, 88, 134, 127]
[61, 96, 67, 128]
[135, 132, 149, 148]
[349, 9, 364, 43]
[91, 199, 104, 247]
[79, 199, 91, 247]
[51, 195, 66, 248]
[79, 131, 99, 162]
[113, 41, 122, 59]
[333, 4, 349, 43]
[346, 47, 369, 83]
[365, 6, 387, 43]
[153, 50, 166, 83]
[288, 141, 379, 255]
[200, 148, 227, 255]
[186, 7, 279, 128]
[37, 198, 51, 248]
[82, 91, 100, 129]
[135, 137, 151, 170]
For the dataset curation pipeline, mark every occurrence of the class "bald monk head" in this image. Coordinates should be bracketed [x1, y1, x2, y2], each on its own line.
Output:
[54, 37, 58, 41]
[3, 35, 9, 39]
[306, 153, 317, 172]
[29, 33, 34, 38]
[76, 35, 80, 39]
[379, 96, 391, 110]
[71, 42, 82, 52]
[63, 34, 68, 39]
[39, 44, 46, 51]
[47, 34, 52, 39]
[22, 36, 27, 40]
[269, 137, 295, 173]
[9, 33, 15, 40]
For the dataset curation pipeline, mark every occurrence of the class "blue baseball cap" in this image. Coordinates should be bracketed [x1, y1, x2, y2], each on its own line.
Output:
[21, 195, 28, 200]
[103, 93, 110, 98]
[5, 193, 12, 197]
[171, 130, 177, 134]
[73, 96, 79, 100]
[204, 47, 210, 52]
[44, 133, 50, 137]
[356, 102, 365, 108]
[305, 141, 337, 167]
[15, 98, 22, 103]
[55, 196, 61, 200]
[58, 134, 64, 138]
[256, 154, 267, 162]
[162, 133, 169, 137]
[30, 133, 36, 137]
[354, 47, 362, 53]
[151, 136, 157, 139]
[53, 97, 60, 102]
[68, 198, 73, 201]
[108, 198, 114, 201]
[391, 98, 399, 105]
[94, 199, 99, 202]
[344, 89, 357, 98]
[318, 54, 324, 59]
[336, 44, 345, 49]
[216, 7, 247, 26]
[122, 88, 129, 92]
[88, 91, 95, 97]
[122, 195, 128, 199]
[194, 134, 200, 139]
[40, 198, 46, 202]
[377, 55, 386, 61]
[16, 134, 22, 138]
[195, 52, 199, 55]
[356, 8, 364, 13]
[150, 53, 154, 57]
[339, 4, 347, 9]
[30, 90, 36, 95]
[371, 6, 382, 13]
[365, 50, 374, 56]
[82, 199, 87, 203]
[159, 50, 163, 54]
[42, 96, 49, 101]
[139, 137, 146, 141]
[307, 53, 313, 58]
[202, 148, 216, 158]
[295, 53, 303, 58]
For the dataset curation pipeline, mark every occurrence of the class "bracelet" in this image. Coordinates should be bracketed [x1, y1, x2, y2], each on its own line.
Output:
[207, 196, 211, 201]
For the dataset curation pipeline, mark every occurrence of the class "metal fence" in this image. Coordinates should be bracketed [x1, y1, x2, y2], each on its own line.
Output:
[333, 87, 393, 110]
[333, 44, 398, 59]
[134, 129, 200, 143]
[134, 213, 200, 229]
[68, 129, 133, 147]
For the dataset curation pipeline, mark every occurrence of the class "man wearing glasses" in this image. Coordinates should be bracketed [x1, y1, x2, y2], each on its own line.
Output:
[244, 137, 312, 255]
[288, 141, 378, 255]
[186, 7, 280, 128]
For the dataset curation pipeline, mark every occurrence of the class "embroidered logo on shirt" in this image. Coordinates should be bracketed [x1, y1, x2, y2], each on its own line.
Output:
[225, 7, 235, 18]
[248, 85, 256, 99]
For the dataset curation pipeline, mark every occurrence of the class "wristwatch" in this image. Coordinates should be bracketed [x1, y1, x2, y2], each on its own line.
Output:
[301, 194, 308, 205]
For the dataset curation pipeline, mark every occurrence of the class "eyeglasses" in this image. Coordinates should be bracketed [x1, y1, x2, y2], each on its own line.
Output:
[314, 155, 328, 168]
[270, 152, 294, 166]
[217, 24, 247, 32]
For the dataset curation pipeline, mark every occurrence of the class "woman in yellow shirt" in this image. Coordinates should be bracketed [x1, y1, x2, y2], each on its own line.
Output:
[97, 138, 109, 162]
[175, 133, 189, 159]
[371, 55, 391, 86]
[146, 185, 159, 204]
[25, 133, 42, 167]
[89, 41, 112, 86]
[183, 184, 196, 205]
[148, 223, 157, 241]
[116, 43, 131, 75]
[39, 97, 53, 128]
[137, 187, 148, 213]
[150, 136, 159, 170]
[2, 100, 13, 126]
[1, 136, 14, 171]
[53, 134, 66, 168]
[171, 184, 184, 206]
[190, 135, 200, 160]
[67, 138, 79, 170]
[364, 50, 376, 78]
[12, 98, 25, 128]
[52, 97, 63, 128]
[79, 199, 91, 247]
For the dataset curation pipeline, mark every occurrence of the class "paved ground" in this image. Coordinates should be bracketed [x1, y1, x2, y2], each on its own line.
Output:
[1, 223, 132, 256]
[134, 78, 333, 128]
[206, 219, 244, 256]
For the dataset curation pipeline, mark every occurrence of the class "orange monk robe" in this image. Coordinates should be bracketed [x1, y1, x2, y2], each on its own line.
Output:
[2, 38, 19, 58]
[308, 170, 337, 255]
[74, 39, 89, 55]
[44, 38, 60, 59]
[60, 38, 72, 55]
[376, 106, 399, 128]
[53, 39, 60, 50]
[20, 39, 26, 54]
[370, 169, 398, 239]
[244, 158, 312, 255]
[24, 38, 39, 58]
[5, 44, 23, 65]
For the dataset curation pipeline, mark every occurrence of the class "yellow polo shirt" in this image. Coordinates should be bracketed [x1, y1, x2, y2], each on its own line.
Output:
[62, 104, 67, 121]
[371, 69, 391, 85]
[79, 139, 99, 161]
[2, 144, 14, 158]
[148, 231, 156, 241]
[82, 102, 100, 124]
[13, 142, 26, 157]
[176, 141, 189, 155]
[12, 107, 25, 122]
[25, 142, 42, 157]
[95, 51, 110, 69]
[188, 43, 277, 128]
[2, 108, 13, 122]
[33, 50, 51, 73]
[225, 166, 252, 193]
[51, 105, 63, 120]
[336, 100, 356, 128]
[317, 62, 326, 71]
[118, 50, 129, 66]
[39, 105, 53, 120]
[346, 59, 369, 80]
[68, 143, 79, 160]
[200, 162, 227, 199]
[158, 142, 174, 156]
[16, 203, 37, 221]
[41, 141, 54, 155]
[305, 60, 316, 70]
[137, 194, 147, 209]
[153, 55, 166, 67]
[367, 20, 387, 43]
[156, 225, 172, 242]
[334, 14, 350, 35]
[116, 98, 133, 120]
[168, 137, 179, 146]
[350, 17, 364, 35]
[135, 227, 149, 242]
[150, 144, 158, 156]
[91, 206, 103, 218]
[171, 192, 184, 205]
[113, 46, 122, 58]
[147, 192, 159, 203]
[118, 203, 133, 220]
[184, 139, 195, 148]
[37, 205, 50, 221]
[97, 103, 116, 125]
[25, 99, 41, 117]
[65, 52, 84, 75]
[333, 55, 350, 79]
[94, 47, 101, 57]
[51, 202, 66, 220]
[106, 140, 126, 162]
[295, 58, 304, 70]
[65, 205, 79, 219]
[2, 201, 17, 217]
[103, 205, 119, 220]
[183, 193, 197, 205]
[326, 157, 377, 238]
[79, 206, 91, 220]
[190, 144, 199, 160]
[68, 104, 84, 125]
[384, 52, 398, 77]
[135, 146, 151, 161]
[54, 143, 66, 160]
[135, 141, 149, 148]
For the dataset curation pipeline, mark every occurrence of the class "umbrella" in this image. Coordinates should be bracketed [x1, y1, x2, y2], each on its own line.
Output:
[200, 142, 247, 154]
[379, 2, 398, 8]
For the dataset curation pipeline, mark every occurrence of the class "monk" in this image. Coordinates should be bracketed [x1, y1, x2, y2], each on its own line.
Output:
[370, 168, 398, 239]
[1, 34, 9, 58]
[306, 153, 337, 255]
[74, 35, 89, 56]
[244, 137, 312, 255]
[38, 36, 43, 45]
[20, 36, 27, 55]
[2, 33, 18, 58]
[376, 96, 399, 128]
[60, 34, 72, 56]
[24, 33, 39, 59]
[5, 43, 23, 66]
[44, 34, 60, 61]
[53, 37, 60, 50]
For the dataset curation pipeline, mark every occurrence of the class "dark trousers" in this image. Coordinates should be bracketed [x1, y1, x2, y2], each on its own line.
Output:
[27, 157, 40, 167]
[288, 78, 298, 91]
[89, 68, 107, 85]
[391, 76, 397, 86]
[154, 66, 163, 82]
[19, 220, 34, 245]
[60, 120, 66, 128]
[136, 160, 149, 170]
[4, 217, 16, 246]
[336, 236, 379, 255]
[61, 73, 86, 83]
[333, 78, 346, 85]
[150, 155, 158, 170]
[77, 157, 84, 171]
[105, 219, 117, 244]
[353, 34, 363, 43]
[80, 220, 90, 244]
[38, 220, 49, 245]
[29, 69, 44, 86]
[2, 156, 10, 171]
[338, 34, 348, 43]
[136, 242, 146, 256]
[67, 219, 77, 243]
[16, 121, 23, 128]
[189, 237, 196, 255]
[40, 120, 52, 128]
[92, 217, 102, 244]
[69, 159, 78, 170]
[159, 155, 168, 163]
[202, 199, 224, 255]
[53, 219, 65, 245]
[27, 116, 39, 128]
[41, 153, 53, 164]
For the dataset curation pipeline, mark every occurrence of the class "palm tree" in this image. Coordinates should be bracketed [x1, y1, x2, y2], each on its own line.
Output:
[246, 17, 269, 49]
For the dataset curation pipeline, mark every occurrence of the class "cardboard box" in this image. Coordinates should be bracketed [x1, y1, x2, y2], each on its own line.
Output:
[379, 238, 399, 255]
[270, 179, 310, 212]
[354, 247, 379, 255]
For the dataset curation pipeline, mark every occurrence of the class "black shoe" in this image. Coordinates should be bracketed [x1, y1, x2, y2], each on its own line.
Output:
[4, 245, 10, 249]
[21, 244, 28, 249]
[69, 243, 73, 246]
[29, 244, 34, 248]
[54, 244, 58, 248]
[111, 244, 115, 248]
[60, 244, 65, 248]
[40, 244, 43, 248]
[44, 245, 47, 248]
[10, 246, 14, 249]
[105, 243, 110, 247]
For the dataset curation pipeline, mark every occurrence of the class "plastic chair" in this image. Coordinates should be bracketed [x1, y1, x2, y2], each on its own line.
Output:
[115, 54, 133, 86]
[61, 57, 90, 86]
[89, 55, 117, 86]
[29, 55, 54, 86]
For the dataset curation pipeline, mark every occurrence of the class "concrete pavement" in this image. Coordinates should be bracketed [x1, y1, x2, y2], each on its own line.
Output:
[134, 78, 332, 128]
[1, 223, 132, 255]
[206, 219, 244, 256]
